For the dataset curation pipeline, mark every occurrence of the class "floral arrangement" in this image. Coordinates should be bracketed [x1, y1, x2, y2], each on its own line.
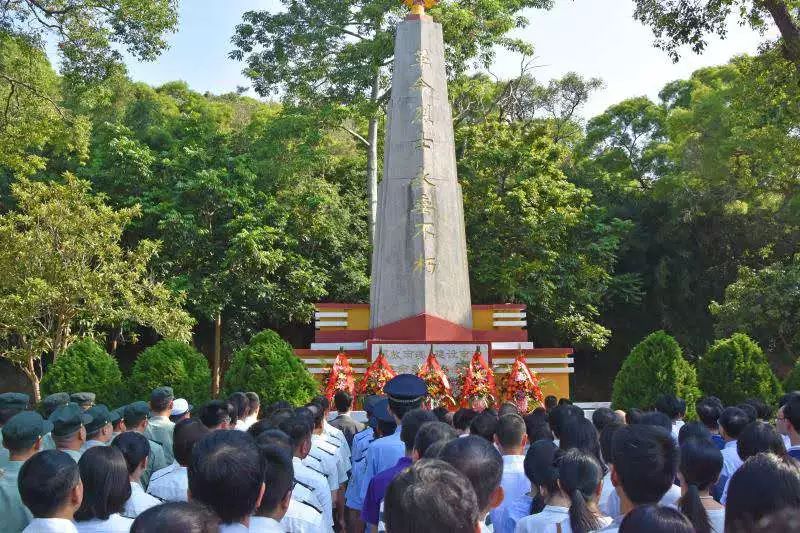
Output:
[417, 348, 456, 409]
[458, 347, 498, 409]
[504, 352, 546, 413]
[324, 350, 356, 402]
[357, 348, 397, 396]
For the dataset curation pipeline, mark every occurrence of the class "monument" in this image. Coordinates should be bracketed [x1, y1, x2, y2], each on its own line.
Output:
[296, 0, 575, 400]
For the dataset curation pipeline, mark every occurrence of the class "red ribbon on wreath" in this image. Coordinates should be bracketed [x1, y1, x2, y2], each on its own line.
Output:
[459, 347, 498, 408]
[324, 350, 356, 402]
[418, 347, 456, 409]
[357, 348, 397, 395]
[504, 352, 545, 412]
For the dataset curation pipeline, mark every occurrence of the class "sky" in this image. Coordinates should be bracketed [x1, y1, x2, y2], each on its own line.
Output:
[121, 0, 772, 119]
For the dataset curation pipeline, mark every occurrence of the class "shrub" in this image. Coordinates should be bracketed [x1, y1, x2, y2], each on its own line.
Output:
[698, 333, 782, 406]
[224, 330, 318, 406]
[130, 340, 211, 404]
[41, 339, 124, 407]
[785, 360, 800, 393]
[612, 331, 701, 413]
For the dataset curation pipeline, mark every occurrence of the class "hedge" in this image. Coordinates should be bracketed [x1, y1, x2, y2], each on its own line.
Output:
[129, 340, 211, 404]
[41, 338, 125, 407]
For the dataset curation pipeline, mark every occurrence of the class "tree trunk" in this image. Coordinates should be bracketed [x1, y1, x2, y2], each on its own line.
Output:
[366, 73, 381, 245]
[26, 356, 41, 404]
[212, 312, 222, 397]
[762, 0, 800, 73]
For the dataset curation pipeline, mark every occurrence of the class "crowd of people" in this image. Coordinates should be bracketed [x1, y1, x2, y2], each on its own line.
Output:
[1, 377, 800, 533]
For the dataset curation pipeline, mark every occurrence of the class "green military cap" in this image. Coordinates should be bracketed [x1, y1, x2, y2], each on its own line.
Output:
[0, 392, 30, 410]
[124, 401, 151, 425]
[85, 405, 113, 434]
[70, 392, 95, 407]
[151, 386, 174, 403]
[2, 411, 53, 447]
[109, 406, 124, 425]
[49, 403, 91, 437]
[42, 393, 70, 414]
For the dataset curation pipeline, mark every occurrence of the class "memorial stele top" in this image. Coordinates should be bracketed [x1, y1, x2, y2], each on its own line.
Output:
[404, 0, 438, 17]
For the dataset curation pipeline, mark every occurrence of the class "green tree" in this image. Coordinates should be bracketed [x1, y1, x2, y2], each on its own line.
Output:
[130, 340, 212, 404]
[224, 330, 318, 406]
[0, 176, 193, 401]
[230, 0, 554, 242]
[612, 331, 701, 411]
[697, 333, 782, 406]
[40, 338, 124, 407]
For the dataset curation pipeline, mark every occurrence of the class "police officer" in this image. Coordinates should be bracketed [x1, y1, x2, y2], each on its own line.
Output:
[70, 392, 95, 411]
[0, 392, 29, 466]
[123, 401, 168, 489]
[48, 403, 91, 462]
[81, 405, 115, 450]
[145, 386, 176, 464]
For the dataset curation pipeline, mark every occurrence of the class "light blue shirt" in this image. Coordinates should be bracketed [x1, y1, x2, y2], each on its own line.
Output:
[351, 428, 374, 464]
[361, 426, 404, 501]
[499, 493, 533, 533]
[345, 428, 375, 510]
[0, 460, 33, 532]
[491, 455, 529, 533]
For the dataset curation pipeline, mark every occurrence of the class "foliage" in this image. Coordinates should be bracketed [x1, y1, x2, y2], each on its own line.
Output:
[40, 338, 124, 407]
[129, 340, 212, 404]
[697, 333, 782, 406]
[611, 331, 701, 411]
[784, 358, 800, 393]
[223, 330, 318, 406]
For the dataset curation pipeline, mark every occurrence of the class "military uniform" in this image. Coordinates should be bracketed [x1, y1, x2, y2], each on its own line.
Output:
[144, 387, 176, 464]
[0, 393, 30, 467]
[39, 394, 71, 452]
[70, 392, 95, 411]
[123, 402, 168, 489]
[48, 403, 92, 462]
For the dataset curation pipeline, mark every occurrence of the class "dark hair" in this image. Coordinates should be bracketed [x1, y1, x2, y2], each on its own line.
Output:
[496, 414, 526, 448]
[257, 445, 294, 515]
[376, 418, 398, 438]
[439, 435, 503, 512]
[432, 406, 451, 424]
[559, 416, 606, 475]
[750, 507, 800, 533]
[498, 402, 520, 417]
[75, 446, 132, 521]
[611, 425, 678, 505]
[255, 429, 294, 455]
[599, 422, 623, 466]
[639, 411, 672, 432]
[452, 408, 477, 431]
[654, 394, 685, 420]
[737, 421, 786, 460]
[677, 421, 712, 446]
[696, 399, 722, 430]
[726, 453, 800, 533]
[544, 395, 558, 410]
[388, 397, 422, 420]
[384, 459, 479, 533]
[678, 438, 723, 533]
[111, 431, 150, 475]
[558, 449, 603, 533]
[311, 395, 330, 411]
[414, 421, 457, 457]
[469, 411, 498, 442]
[228, 393, 249, 422]
[174, 418, 210, 467]
[333, 390, 352, 413]
[400, 409, 438, 451]
[626, 408, 644, 425]
[247, 418, 274, 439]
[743, 398, 772, 421]
[783, 394, 800, 433]
[131, 501, 220, 533]
[151, 394, 172, 413]
[558, 398, 572, 406]
[548, 404, 583, 439]
[0, 407, 23, 425]
[198, 400, 234, 429]
[188, 430, 265, 524]
[265, 401, 292, 417]
[524, 440, 561, 513]
[303, 404, 324, 428]
[591, 408, 620, 433]
[737, 402, 758, 424]
[246, 392, 260, 417]
[18, 450, 81, 517]
[719, 407, 750, 439]
[524, 410, 553, 443]
[277, 413, 313, 450]
[619, 505, 694, 533]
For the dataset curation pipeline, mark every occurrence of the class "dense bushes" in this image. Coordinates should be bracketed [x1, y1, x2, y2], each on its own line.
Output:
[130, 340, 211, 403]
[611, 331, 700, 412]
[40, 339, 124, 407]
[224, 329, 318, 406]
[698, 333, 782, 406]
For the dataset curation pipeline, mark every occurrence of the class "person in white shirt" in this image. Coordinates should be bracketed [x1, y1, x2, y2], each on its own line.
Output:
[491, 414, 529, 533]
[244, 392, 261, 430]
[187, 430, 266, 533]
[229, 392, 251, 432]
[720, 419, 787, 505]
[251, 445, 295, 532]
[19, 450, 83, 533]
[676, 437, 725, 533]
[617, 505, 694, 532]
[654, 394, 686, 444]
[715, 407, 748, 501]
[148, 418, 209, 502]
[129, 501, 220, 532]
[111, 432, 161, 518]
[73, 446, 134, 533]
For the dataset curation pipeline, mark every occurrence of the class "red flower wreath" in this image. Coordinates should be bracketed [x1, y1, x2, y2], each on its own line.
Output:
[458, 347, 498, 409]
[357, 348, 397, 396]
[417, 348, 456, 409]
[504, 352, 545, 413]
[324, 350, 356, 402]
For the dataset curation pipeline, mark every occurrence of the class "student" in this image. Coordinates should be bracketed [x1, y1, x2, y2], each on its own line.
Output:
[81, 405, 115, 451]
[329, 390, 365, 446]
[719, 420, 788, 504]
[362, 409, 438, 531]
[677, 438, 724, 533]
[714, 406, 748, 500]
[559, 416, 606, 475]
[597, 424, 679, 532]
[597, 423, 622, 516]
[19, 450, 84, 533]
[131, 501, 220, 533]
[384, 459, 480, 533]
[618, 505, 693, 533]
[229, 392, 250, 431]
[515, 449, 611, 533]
[345, 396, 384, 533]
[637, 412, 672, 433]
[439, 435, 504, 533]
[725, 453, 800, 533]
[412, 421, 457, 458]
[654, 394, 686, 442]
[245, 392, 261, 429]
[624, 409, 643, 426]
[522, 440, 561, 517]
[743, 398, 772, 422]
[111, 432, 161, 518]
[145, 386, 176, 464]
[781, 393, 800, 459]
[74, 446, 134, 532]
[548, 404, 584, 446]
[305, 404, 349, 531]
[147, 418, 209, 502]
[677, 421, 712, 446]
[251, 445, 295, 532]
[696, 399, 724, 450]
[49, 403, 91, 462]
[453, 408, 477, 436]
[187, 430, 266, 531]
[123, 401, 168, 489]
[736, 402, 758, 424]
[490, 414, 529, 533]
[470, 411, 499, 442]
[591, 408, 621, 434]
[198, 400, 235, 431]
[169, 398, 192, 424]
[0, 411, 52, 531]
[310, 395, 350, 463]
[524, 411, 554, 444]
[544, 396, 558, 413]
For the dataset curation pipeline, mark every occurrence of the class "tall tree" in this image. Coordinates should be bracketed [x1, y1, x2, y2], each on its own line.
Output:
[230, 0, 553, 242]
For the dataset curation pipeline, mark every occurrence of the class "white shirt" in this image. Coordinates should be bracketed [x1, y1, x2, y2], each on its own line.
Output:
[515, 505, 613, 533]
[220, 523, 249, 533]
[75, 513, 133, 533]
[22, 518, 79, 533]
[293, 457, 333, 529]
[80, 440, 107, 452]
[235, 419, 248, 431]
[250, 516, 286, 532]
[708, 508, 725, 533]
[671, 420, 684, 442]
[491, 455, 529, 533]
[147, 461, 188, 502]
[282, 499, 325, 533]
[720, 440, 742, 481]
[604, 483, 681, 519]
[598, 471, 615, 516]
[123, 481, 161, 518]
[322, 422, 350, 463]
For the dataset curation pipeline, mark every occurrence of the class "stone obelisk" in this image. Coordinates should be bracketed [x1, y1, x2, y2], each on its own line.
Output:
[369, 4, 473, 337]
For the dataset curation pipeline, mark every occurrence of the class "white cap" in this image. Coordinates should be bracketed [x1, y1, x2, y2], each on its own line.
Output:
[171, 398, 192, 417]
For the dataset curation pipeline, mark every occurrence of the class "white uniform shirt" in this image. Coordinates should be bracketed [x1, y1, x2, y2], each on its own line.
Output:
[303, 450, 337, 491]
[219, 523, 249, 533]
[250, 516, 286, 532]
[323, 421, 349, 460]
[490, 455, 529, 533]
[282, 498, 325, 533]
[708, 508, 725, 533]
[293, 457, 333, 529]
[123, 481, 161, 518]
[235, 419, 248, 431]
[515, 505, 612, 533]
[22, 518, 79, 533]
[75, 513, 133, 533]
[147, 461, 188, 502]
[598, 471, 615, 516]
[80, 440, 106, 452]
[311, 435, 347, 485]
[604, 483, 681, 519]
